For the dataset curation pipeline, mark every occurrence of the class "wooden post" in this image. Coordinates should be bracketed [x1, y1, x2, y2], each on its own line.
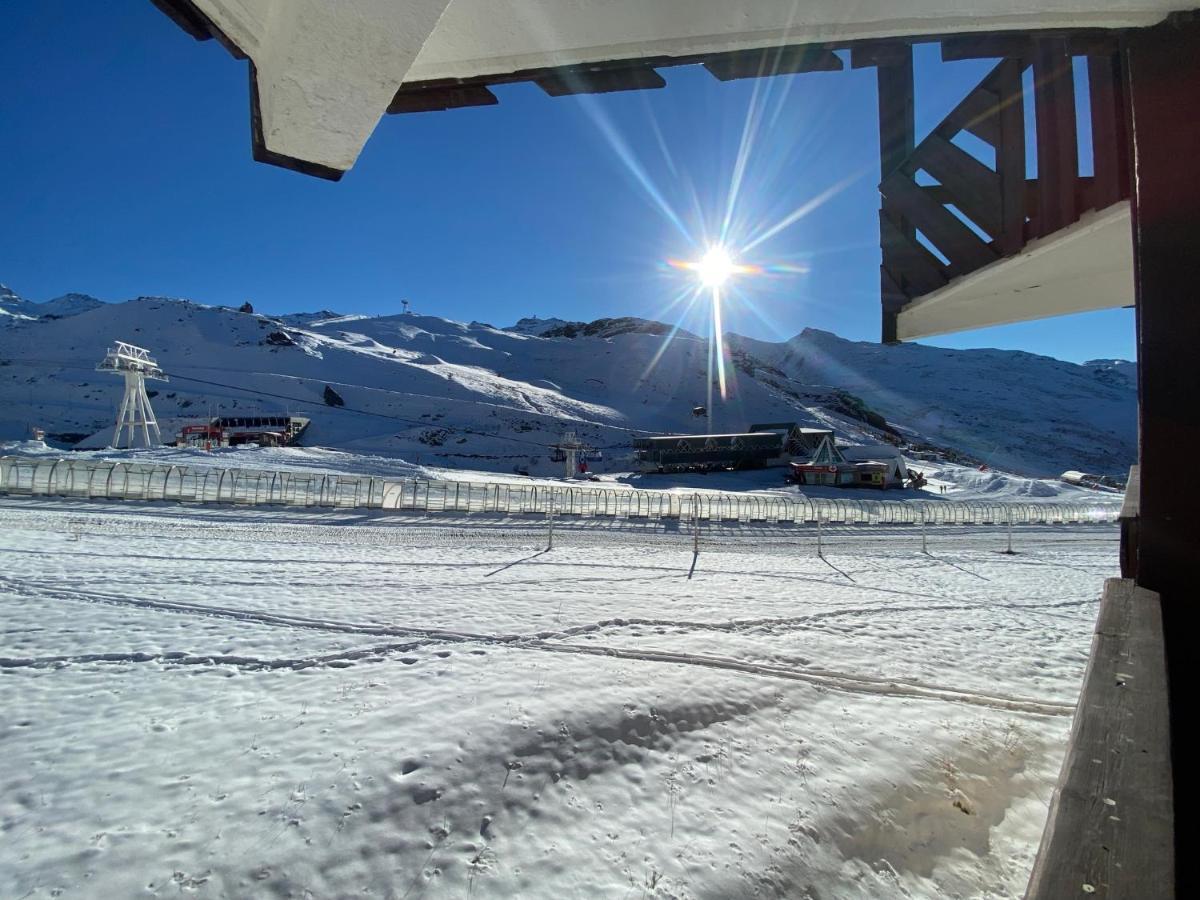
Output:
[872, 45, 914, 343]
[1087, 52, 1131, 211]
[993, 58, 1028, 255]
[1031, 38, 1078, 236]
[1126, 12, 1200, 893]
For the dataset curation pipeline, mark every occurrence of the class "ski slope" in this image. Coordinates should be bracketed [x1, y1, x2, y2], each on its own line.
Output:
[1, 284, 1136, 478]
[0, 497, 1116, 899]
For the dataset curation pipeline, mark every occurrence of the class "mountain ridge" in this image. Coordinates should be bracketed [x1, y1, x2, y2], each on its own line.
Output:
[0, 285, 1136, 476]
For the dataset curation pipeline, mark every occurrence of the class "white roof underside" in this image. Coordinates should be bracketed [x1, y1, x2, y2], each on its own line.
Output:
[405, 1, 1177, 82]
[180, 0, 1184, 175]
[896, 202, 1134, 340]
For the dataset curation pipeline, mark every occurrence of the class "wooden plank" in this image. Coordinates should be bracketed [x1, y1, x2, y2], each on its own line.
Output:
[881, 265, 908, 311]
[876, 51, 915, 180]
[1031, 38, 1078, 235]
[1119, 465, 1140, 521]
[937, 84, 1002, 145]
[536, 67, 665, 96]
[1069, 32, 1122, 56]
[149, 0, 213, 41]
[1087, 54, 1131, 211]
[387, 85, 498, 114]
[1127, 21, 1200, 893]
[850, 41, 912, 69]
[1119, 466, 1139, 579]
[703, 46, 841, 81]
[875, 45, 916, 341]
[911, 132, 1003, 237]
[881, 172, 998, 273]
[993, 58, 1028, 254]
[941, 31, 1118, 61]
[1026, 579, 1174, 899]
[881, 266, 905, 343]
[879, 212, 948, 296]
[941, 34, 1032, 62]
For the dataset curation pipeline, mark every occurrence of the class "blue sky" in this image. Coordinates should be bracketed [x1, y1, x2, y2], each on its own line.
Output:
[0, 1, 1134, 362]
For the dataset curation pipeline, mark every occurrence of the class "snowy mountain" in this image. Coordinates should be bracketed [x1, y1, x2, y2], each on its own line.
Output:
[0, 284, 1136, 476]
[507, 316, 576, 336]
[1, 283, 103, 321]
[1082, 358, 1138, 391]
[728, 329, 1137, 478]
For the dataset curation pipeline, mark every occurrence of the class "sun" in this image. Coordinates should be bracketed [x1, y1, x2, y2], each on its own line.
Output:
[695, 245, 737, 287]
[669, 245, 759, 288]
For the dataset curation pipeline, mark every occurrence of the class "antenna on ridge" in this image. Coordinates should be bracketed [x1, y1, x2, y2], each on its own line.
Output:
[96, 341, 168, 449]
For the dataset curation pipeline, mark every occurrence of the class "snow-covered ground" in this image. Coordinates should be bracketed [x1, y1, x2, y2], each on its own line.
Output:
[0, 496, 1117, 898]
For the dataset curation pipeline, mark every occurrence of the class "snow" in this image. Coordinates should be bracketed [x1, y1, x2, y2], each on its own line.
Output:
[0, 288, 1135, 478]
[0, 495, 1117, 898]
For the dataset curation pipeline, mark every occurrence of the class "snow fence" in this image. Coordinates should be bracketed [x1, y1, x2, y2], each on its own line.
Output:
[0, 455, 1119, 527]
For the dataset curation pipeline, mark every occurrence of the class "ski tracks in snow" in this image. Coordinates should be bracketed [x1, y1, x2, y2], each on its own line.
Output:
[0, 575, 1077, 717]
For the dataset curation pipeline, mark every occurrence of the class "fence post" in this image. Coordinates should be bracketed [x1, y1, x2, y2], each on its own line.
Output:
[1004, 507, 1016, 555]
[547, 498, 555, 550]
[921, 508, 928, 554]
[817, 515, 823, 557]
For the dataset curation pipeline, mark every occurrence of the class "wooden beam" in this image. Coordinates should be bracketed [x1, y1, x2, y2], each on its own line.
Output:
[387, 85, 498, 114]
[851, 41, 913, 69]
[149, 0, 213, 41]
[941, 30, 1119, 61]
[1087, 53, 1131, 211]
[1127, 14, 1200, 894]
[875, 46, 915, 343]
[536, 67, 665, 96]
[1031, 38, 1079, 235]
[993, 58, 1027, 254]
[877, 53, 915, 182]
[881, 172, 998, 274]
[1120, 465, 1139, 579]
[1026, 579, 1174, 900]
[941, 34, 1032, 61]
[879, 211, 948, 296]
[936, 83, 1003, 145]
[911, 132, 1003, 238]
[881, 266, 905, 343]
[703, 46, 841, 81]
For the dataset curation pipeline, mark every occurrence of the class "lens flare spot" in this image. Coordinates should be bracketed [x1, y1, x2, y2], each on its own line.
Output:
[696, 246, 736, 287]
[669, 246, 760, 287]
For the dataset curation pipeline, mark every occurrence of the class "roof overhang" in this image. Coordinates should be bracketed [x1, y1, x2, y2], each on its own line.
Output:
[895, 201, 1134, 340]
[152, 0, 1184, 178]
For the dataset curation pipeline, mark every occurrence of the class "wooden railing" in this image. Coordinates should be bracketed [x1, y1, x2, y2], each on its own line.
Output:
[1025, 578, 1174, 898]
[874, 37, 1131, 340]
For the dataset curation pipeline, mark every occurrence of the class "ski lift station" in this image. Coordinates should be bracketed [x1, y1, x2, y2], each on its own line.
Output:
[176, 415, 310, 449]
[633, 422, 910, 488]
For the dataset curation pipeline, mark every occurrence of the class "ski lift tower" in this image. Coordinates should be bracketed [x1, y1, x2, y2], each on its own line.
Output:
[96, 341, 168, 449]
[551, 430, 595, 478]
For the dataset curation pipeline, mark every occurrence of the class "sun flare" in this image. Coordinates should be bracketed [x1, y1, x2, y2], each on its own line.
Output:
[671, 245, 759, 288]
[695, 246, 736, 287]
